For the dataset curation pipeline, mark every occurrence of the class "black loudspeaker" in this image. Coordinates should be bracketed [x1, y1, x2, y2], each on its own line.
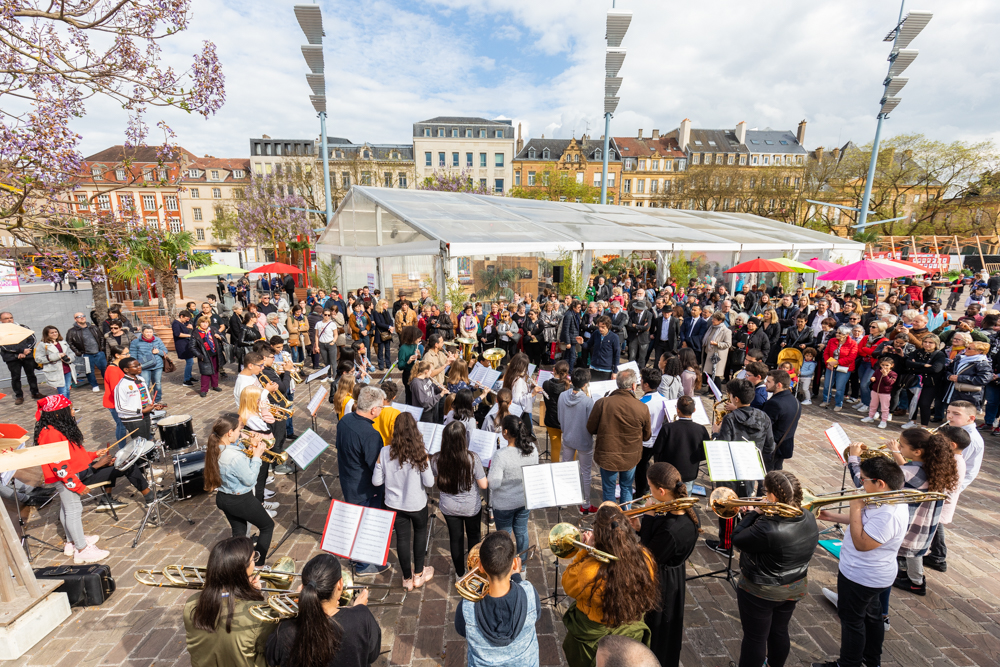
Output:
[552, 266, 564, 283]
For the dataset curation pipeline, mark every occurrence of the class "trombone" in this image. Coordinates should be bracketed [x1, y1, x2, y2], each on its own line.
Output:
[455, 544, 537, 602]
[801, 488, 947, 515]
[710, 487, 803, 519]
[583, 495, 700, 523]
[135, 556, 301, 592]
[548, 523, 618, 563]
[248, 570, 400, 621]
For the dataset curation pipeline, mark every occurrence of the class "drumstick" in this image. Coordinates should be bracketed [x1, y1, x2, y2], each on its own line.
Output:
[99, 430, 139, 457]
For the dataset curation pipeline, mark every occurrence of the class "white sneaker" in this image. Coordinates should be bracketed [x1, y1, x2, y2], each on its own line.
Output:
[822, 587, 839, 607]
[833, 405, 843, 413]
[266, 475, 275, 484]
[847, 397, 859, 404]
[819, 401, 829, 408]
[64, 535, 100, 556]
[901, 421, 917, 430]
[801, 399, 812, 405]
[263, 501, 280, 510]
[263, 488, 276, 499]
[878, 421, 888, 429]
[92, 386, 101, 393]
[860, 416, 875, 423]
[884, 415, 892, 423]
[266, 509, 278, 518]
[74, 544, 110, 564]
[856, 403, 869, 412]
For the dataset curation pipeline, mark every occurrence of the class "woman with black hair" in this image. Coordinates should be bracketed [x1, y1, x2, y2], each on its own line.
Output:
[433, 421, 488, 576]
[487, 414, 539, 553]
[443, 388, 477, 444]
[264, 553, 381, 667]
[183, 536, 272, 667]
[373, 412, 436, 591]
[630, 463, 700, 667]
[542, 360, 572, 463]
[502, 352, 542, 434]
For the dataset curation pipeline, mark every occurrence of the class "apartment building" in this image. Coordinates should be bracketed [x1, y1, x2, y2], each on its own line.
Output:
[614, 129, 687, 207]
[178, 158, 251, 250]
[512, 135, 623, 202]
[412, 117, 515, 194]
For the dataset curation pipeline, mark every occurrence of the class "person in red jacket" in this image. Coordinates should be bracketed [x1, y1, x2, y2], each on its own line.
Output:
[854, 321, 890, 416]
[821, 325, 859, 412]
[102, 344, 130, 442]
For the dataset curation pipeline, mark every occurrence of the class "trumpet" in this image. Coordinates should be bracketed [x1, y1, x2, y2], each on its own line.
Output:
[239, 434, 289, 465]
[841, 443, 893, 461]
[289, 363, 305, 384]
[268, 403, 296, 419]
[710, 487, 803, 519]
[258, 371, 293, 408]
[135, 556, 300, 592]
[248, 570, 400, 621]
[801, 488, 947, 515]
[548, 523, 618, 563]
[455, 544, 538, 602]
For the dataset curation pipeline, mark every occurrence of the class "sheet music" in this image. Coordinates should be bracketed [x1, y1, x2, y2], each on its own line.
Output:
[589, 380, 618, 399]
[352, 507, 396, 565]
[321, 500, 364, 558]
[285, 428, 329, 470]
[617, 360, 640, 377]
[551, 461, 584, 506]
[729, 441, 766, 480]
[392, 402, 424, 420]
[508, 403, 524, 417]
[825, 423, 850, 464]
[307, 366, 331, 383]
[416, 422, 443, 455]
[307, 387, 328, 416]
[528, 363, 537, 378]
[664, 398, 712, 426]
[703, 440, 737, 481]
[468, 363, 489, 386]
[468, 430, 499, 467]
[522, 464, 558, 510]
[705, 375, 723, 401]
[536, 369, 554, 387]
[478, 368, 502, 391]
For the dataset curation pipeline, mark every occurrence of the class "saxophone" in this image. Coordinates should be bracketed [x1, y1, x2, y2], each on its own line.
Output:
[713, 396, 729, 426]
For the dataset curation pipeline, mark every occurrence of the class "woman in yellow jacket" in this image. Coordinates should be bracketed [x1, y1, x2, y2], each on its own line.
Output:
[561, 502, 660, 667]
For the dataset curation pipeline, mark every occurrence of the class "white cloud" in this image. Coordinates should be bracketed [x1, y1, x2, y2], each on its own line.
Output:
[71, 0, 1000, 160]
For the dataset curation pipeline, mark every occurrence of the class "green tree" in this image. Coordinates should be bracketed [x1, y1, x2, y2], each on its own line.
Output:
[476, 267, 523, 301]
[509, 165, 601, 203]
[112, 230, 211, 316]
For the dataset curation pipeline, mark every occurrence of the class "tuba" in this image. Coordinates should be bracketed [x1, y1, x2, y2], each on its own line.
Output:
[841, 443, 893, 462]
[248, 570, 399, 621]
[483, 348, 506, 369]
[456, 337, 477, 364]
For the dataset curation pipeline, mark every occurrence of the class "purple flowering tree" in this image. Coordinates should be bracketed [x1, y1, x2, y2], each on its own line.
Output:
[418, 170, 492, 194]
[234, 174, 312, 264]
[0, 0, 225, 248]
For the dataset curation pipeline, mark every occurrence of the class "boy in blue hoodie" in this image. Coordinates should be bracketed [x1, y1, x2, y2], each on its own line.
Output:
[456, 531, 541, 666]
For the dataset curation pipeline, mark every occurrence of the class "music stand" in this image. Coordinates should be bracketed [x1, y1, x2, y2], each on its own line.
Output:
[301, 367, 335, 498]
[132, 442, 195, 548]
[538, 503, 564, 608]
[269, 428, 328, 557]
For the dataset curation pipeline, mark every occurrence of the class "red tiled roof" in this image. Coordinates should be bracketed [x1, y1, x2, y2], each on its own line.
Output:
[84, 145, 197, 164]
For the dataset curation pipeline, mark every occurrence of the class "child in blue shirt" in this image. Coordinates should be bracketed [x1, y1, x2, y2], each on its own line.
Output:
[798, 347, 818, 405]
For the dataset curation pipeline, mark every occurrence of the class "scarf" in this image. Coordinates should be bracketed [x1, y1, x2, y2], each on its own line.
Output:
[199, 328, 215, 353]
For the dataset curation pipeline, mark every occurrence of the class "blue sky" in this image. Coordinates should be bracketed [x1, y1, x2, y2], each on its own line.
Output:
[76, 0, 1000, 159]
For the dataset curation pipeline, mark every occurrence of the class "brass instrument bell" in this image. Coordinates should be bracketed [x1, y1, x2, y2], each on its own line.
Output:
[548, 523, 618, 563]
[483, 348, 506, 369]
[841, 443, 893, 462]
[456, 337, 477, 364]
[709, 487, 803, 519]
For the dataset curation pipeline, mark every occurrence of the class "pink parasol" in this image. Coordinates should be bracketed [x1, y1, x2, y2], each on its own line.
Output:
[817, 258, 921, 282]
[724, 258, 793, 274]
[249, 262, 304, 275]
[803, 257, 842, 272]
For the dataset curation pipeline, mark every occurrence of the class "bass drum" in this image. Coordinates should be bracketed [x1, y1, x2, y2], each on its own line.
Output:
[158, 414, 195, 451]
[172, 450, 205, 500]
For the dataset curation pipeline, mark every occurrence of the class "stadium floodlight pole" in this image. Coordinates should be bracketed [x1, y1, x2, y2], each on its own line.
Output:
[855, 1, 932, 229]
[602, 5, 631, 205]
[295, 4, 333, 226]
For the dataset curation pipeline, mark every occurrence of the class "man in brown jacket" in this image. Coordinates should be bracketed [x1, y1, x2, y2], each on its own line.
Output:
[394, 300, 418, 336]
[586, 368, 651, 505]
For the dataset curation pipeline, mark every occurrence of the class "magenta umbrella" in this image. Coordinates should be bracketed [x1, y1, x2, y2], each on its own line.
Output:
[803, 257, 842, 272]
[817, 258, 920, 282]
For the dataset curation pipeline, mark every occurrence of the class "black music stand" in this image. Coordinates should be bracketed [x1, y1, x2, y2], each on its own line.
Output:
[268, 461, 321, 556]
[301, 369, 335, 498]
[538, 503, 565, 608]
[9, 488, 61, 562]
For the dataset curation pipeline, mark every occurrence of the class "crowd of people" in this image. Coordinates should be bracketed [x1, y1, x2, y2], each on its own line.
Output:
[1, 265, 993, 667]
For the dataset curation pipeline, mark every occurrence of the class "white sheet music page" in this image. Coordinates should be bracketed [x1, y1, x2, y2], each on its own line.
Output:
[285, 428, 329, 470]
[481, 368, 502, 390]
[729, 441, 766, 480]
[307, 366, 331, 383]
[351, 507, 397, 565]
[392, 402, 424, 419]
[618, 360, 640, 377]
[508, 403, 524, 417]
[665, 398, 712, 426]
[321, 500, 364, 558]
[528, 363, 537, 377]
[468, 430, 499, 467]
[703, 441, 737, 481]
[551, 461, 584, 506]
[468, 364, 488, 386]
[825, 423, 850, 464]
[521, 464, 557, 510]
[307, 387, 328, 416]
[416, 422, 442, 455]
[536, 369, 554, 387]
[705, 375, 723, 401]
[589, 380, 618, 399]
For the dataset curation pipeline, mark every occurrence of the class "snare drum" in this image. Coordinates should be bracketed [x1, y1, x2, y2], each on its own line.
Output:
[172, 449, 206, 500]
[158, 414, 195, 451]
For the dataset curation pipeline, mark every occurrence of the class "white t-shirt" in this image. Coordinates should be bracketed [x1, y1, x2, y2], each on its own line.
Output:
[233, 373, 260, 408]
[839, 502, 908, 589]
[960, 423, 984, 491]
[315, 319, 337, 344]
[640, 391, 667, 448]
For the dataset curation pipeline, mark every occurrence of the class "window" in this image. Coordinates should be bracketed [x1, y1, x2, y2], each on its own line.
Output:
[438, 152, 445, 167]
[451, 129, 458, 138]
[749, 177, 757, 188]
[542, 148, 550, 159]
[452, 152, 459, 167]
[898, 194, 907, 204]
[120, 194, 134, 210]
[650, 179, 658, 194]
[361, 172, 372, 186]
[794, 177, 801, 187]
[796, 156, 804, 165]
[479, 178, 487, 189]
[425, 152, 432, 166]
[595, 149, 602, 160]
[212, 188, 222, 199]
[466, 152, 473, 167]
[576, 172, 584, 184]
[494, 153, 504, 167]
[479, 153, 487, 168]
[762, 156, 769, 165]
[723, 198, 730, 210]
[164, 195, 178, 211]
[715, 154, 723, 164]
[593, 173, 601, 188]
[168, 220, 182, 233]
[527, 171, 536, 186]
[515, 171, 521, 186]
[739, 155, 747, 166]
[362, 150, 371, 159]
[342, 172, 351, 187]
[494, 178, 504, 193]
[144, 216, 158, 227]
[76, 194, 89, 210]
[638, 159, 647, 170]
[691, 154, 700, 165]
[193, 207, 203, 221]
[190, 188, 200, 199]
[495, 130, 502, 139]
[664, 160, 672, 171]
[608, 173, 615, 188]
[424, 128, 431, 137]
[677, 160, 686, 171]
[765, 140, 774, 145]
[779, 140, 788, 145]
[142, 194, 156, 210]
[233, 169, 245, 179]
[465, 129, 472, 138]
[651, 160, 659, 171]
[116, 169, 127, 181]
[211, 170, 220, 180]
[91, 166, 102, 178]
[608, 195, 614, 204]
[437, 128, 444, 137]
[623, 179, 631, 193]
[97, 194, 110, 210]
[398, 173, 407, 188]
[914, 194, 921, 204]
[214, 206, 224, 220]
[196, 228, 205, 240]
[527, 148, 536, 159]
[783, 177, 791, 186]
[383, 172, 392, 186]
[636, 179, 645, 193]
[664, 180, 671, 193]
[479, 130, 486, 139]
[254, 164, 263, 175]
[727, 154, 735, 165]
[143, 170, 154, 181]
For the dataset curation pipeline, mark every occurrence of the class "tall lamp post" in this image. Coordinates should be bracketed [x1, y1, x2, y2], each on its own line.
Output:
[601, 7, 631, 205]
[294, 5, 333, 228]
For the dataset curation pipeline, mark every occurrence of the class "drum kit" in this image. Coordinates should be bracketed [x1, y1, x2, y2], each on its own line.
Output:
[156, 415, 207, 500]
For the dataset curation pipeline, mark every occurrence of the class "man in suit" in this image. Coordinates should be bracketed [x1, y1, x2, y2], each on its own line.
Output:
[649, 304, 681, 366]
[761, 369, 800, 471]
[626, 299, 653, 366]
[652, 395, 708, 493]
[679, 304, 707, 357]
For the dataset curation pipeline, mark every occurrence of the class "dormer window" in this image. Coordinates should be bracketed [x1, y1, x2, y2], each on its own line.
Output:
[211, 170, 220, 180]
[187, 169, 199, 178]
[437, 128, 444, 137]
[574, 154, 579, 163]
[528, 148, 536, 159]
[451, 129, 458, 138]
[542, 148, 550, 159]
[233, 170, 245, 178]
[594, 149, 602, 160]
[91, 166, 102, 178]
[465, 129, 472, 138]
[363, 150, 371, 159]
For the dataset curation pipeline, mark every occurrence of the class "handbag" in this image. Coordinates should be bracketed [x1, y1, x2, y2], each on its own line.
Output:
[162, 355, 176, 373]
[380, 330, 392, 341]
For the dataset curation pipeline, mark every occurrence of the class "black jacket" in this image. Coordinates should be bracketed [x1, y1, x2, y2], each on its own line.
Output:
[904, 349, 949, 389]
[719, 406, 775, 465]
[652, 418, 709, 482]
[650, 314, 680, 354]
[190, 328, 223, 375]
[626, 306, 653, 344]
[761, 389, 800, 460]
[65, 323, 105, 356]
[608, 311, 628, 341]
[746, 328, 771, 359]
[732, 510, 818, 586]
[782, 325, 814, 350]
[679, 316, 708, 355]
[774, 305, 800, 329]
[542, 378, 570, 428]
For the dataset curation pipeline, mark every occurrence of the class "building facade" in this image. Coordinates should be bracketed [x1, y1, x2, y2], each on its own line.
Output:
[512, 136, 623, 203]
[177, 158, 251, 250]
[614, 130, 687, 207]
[412, 117, 515, 194]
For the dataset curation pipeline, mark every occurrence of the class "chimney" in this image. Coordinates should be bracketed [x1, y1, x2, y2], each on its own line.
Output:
[814, 147, 824, 161]
[832, 147, 841, 160]
[651, 129, 659, 139]
[679, 118, 691, 152]
[796, 120, 807, 146]
[541, 134, 544, 139]
[637, 129, 643, 139]
[735, 121, 747, 145]
[262, 134, 271, 139]
[516, 122, 523, 153]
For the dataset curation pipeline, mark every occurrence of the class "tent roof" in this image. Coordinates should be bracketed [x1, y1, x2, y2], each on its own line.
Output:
[316, 186, 864, 257]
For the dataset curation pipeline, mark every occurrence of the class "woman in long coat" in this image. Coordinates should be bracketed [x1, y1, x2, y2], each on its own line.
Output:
[701, 311, 732, 384]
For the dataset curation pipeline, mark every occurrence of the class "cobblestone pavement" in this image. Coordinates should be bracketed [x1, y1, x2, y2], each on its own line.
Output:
[3, 362, 1000, 667]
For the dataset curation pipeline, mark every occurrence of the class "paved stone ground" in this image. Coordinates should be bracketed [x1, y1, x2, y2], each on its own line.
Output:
[3, 359, 1000, 667]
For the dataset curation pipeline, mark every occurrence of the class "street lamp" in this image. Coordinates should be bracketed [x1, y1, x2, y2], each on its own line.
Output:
[854, 3, 932, 230]
[601, 6, 631, 205]
[294, 4, 333, 227]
